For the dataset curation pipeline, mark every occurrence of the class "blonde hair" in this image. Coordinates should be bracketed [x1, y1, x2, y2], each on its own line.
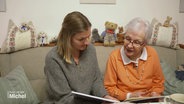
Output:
[57, 11, 91, 63]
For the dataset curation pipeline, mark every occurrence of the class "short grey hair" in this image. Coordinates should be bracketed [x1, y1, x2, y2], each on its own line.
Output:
[124, 17, 152, 44]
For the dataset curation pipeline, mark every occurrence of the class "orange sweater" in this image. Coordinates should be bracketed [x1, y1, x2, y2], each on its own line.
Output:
[104, 46, 165, 100]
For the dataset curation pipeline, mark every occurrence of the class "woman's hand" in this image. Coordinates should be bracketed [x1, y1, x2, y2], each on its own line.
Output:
[150, 92, 160, 97]
[104, 95, 119, 101]
[102, 95, 120, 104]
[129, 91, 148, 98]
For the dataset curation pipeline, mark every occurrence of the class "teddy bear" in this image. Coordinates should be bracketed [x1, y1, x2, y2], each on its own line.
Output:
[101, 21, 117, 47]
[163, 16, 172, 27]
[116, 26, 124, 43]
[91, 28, 103, 44]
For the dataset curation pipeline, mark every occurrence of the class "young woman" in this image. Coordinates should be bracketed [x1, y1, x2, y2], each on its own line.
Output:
[44, 11, 118, 104]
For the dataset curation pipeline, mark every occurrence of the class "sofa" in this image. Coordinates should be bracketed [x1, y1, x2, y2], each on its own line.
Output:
[0, 45, 184, 103]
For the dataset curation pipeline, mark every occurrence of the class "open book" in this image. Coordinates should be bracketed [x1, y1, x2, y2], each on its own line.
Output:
[124, 96, 165, 102]
[71, 91, 119, 103]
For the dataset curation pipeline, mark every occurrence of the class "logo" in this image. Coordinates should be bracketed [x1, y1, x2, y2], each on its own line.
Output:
[7, 91, 26, 99]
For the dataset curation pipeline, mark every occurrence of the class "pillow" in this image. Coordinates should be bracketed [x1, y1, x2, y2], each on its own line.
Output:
[0, 65, 39, 104]
[160, 61, 184, 95]
[149, 18, 178, 49]
[0, 19, 38, 53]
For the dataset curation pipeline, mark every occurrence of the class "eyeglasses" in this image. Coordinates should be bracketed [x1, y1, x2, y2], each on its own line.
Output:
[124, 36, 144, 47]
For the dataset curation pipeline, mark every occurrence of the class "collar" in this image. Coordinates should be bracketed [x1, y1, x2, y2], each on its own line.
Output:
[120, 46, 147, 66]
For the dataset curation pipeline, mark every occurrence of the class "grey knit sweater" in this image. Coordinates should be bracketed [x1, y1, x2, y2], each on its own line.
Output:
[44, 44, 107, 104]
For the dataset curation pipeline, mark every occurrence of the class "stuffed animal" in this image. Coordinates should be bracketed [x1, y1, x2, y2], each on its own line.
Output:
[19, 22, 32, 32]
[116, 26, 124, 43]
[91, 28, 103, 44]
[37, 32, 48, 46]
[101, 21, 117, 47]
[163, 16, 172, 27]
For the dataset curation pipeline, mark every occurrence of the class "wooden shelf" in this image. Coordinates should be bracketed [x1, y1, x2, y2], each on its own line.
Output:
[179, 44, 184, 49]
[41, 43, 56, 47]
[42, 42, 124, 47]
[93, 42, 123, 46]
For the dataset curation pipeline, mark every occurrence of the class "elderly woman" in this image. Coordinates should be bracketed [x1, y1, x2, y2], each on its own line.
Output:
[104, 17, 165, 101]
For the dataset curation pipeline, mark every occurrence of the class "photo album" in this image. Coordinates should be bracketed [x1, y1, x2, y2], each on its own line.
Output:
[71, 91, 165, 103]
[124, 96, 165, 103]
[71, 91, 119, 103]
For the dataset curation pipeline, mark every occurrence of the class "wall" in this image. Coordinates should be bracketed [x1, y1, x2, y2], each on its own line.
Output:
[0, 0, 184, 47]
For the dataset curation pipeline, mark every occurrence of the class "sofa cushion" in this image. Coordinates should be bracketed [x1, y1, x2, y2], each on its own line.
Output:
[149, 18, 178, 49]
[152, 46, 177, 67]
[176, 49, 184, 66]
[0, 65, 39, 104]
[161, 61, 184, 95]
[95, 45, 122, 75]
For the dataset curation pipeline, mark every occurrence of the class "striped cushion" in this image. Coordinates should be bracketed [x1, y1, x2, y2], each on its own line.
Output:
[0, 65, 39, 104]
[161, 61, 184, 95]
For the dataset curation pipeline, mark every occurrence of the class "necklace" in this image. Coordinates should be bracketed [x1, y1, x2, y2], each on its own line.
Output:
[124, 63, 144, 85]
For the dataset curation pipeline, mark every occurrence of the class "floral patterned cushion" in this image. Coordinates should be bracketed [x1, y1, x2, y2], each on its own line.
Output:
[0, 19, 38, 53]
[148, 18, 178, 49]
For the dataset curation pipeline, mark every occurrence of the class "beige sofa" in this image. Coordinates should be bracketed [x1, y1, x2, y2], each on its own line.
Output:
[0, 45, 184, 103]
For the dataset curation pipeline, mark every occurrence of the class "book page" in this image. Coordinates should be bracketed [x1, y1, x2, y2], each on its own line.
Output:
[71, 91, 119, 103]
[124, 96, 165, 102]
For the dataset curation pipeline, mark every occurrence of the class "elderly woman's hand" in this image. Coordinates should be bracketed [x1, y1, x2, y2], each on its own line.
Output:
[150, 92, 160, 97]
[129, 91, 148, 98]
